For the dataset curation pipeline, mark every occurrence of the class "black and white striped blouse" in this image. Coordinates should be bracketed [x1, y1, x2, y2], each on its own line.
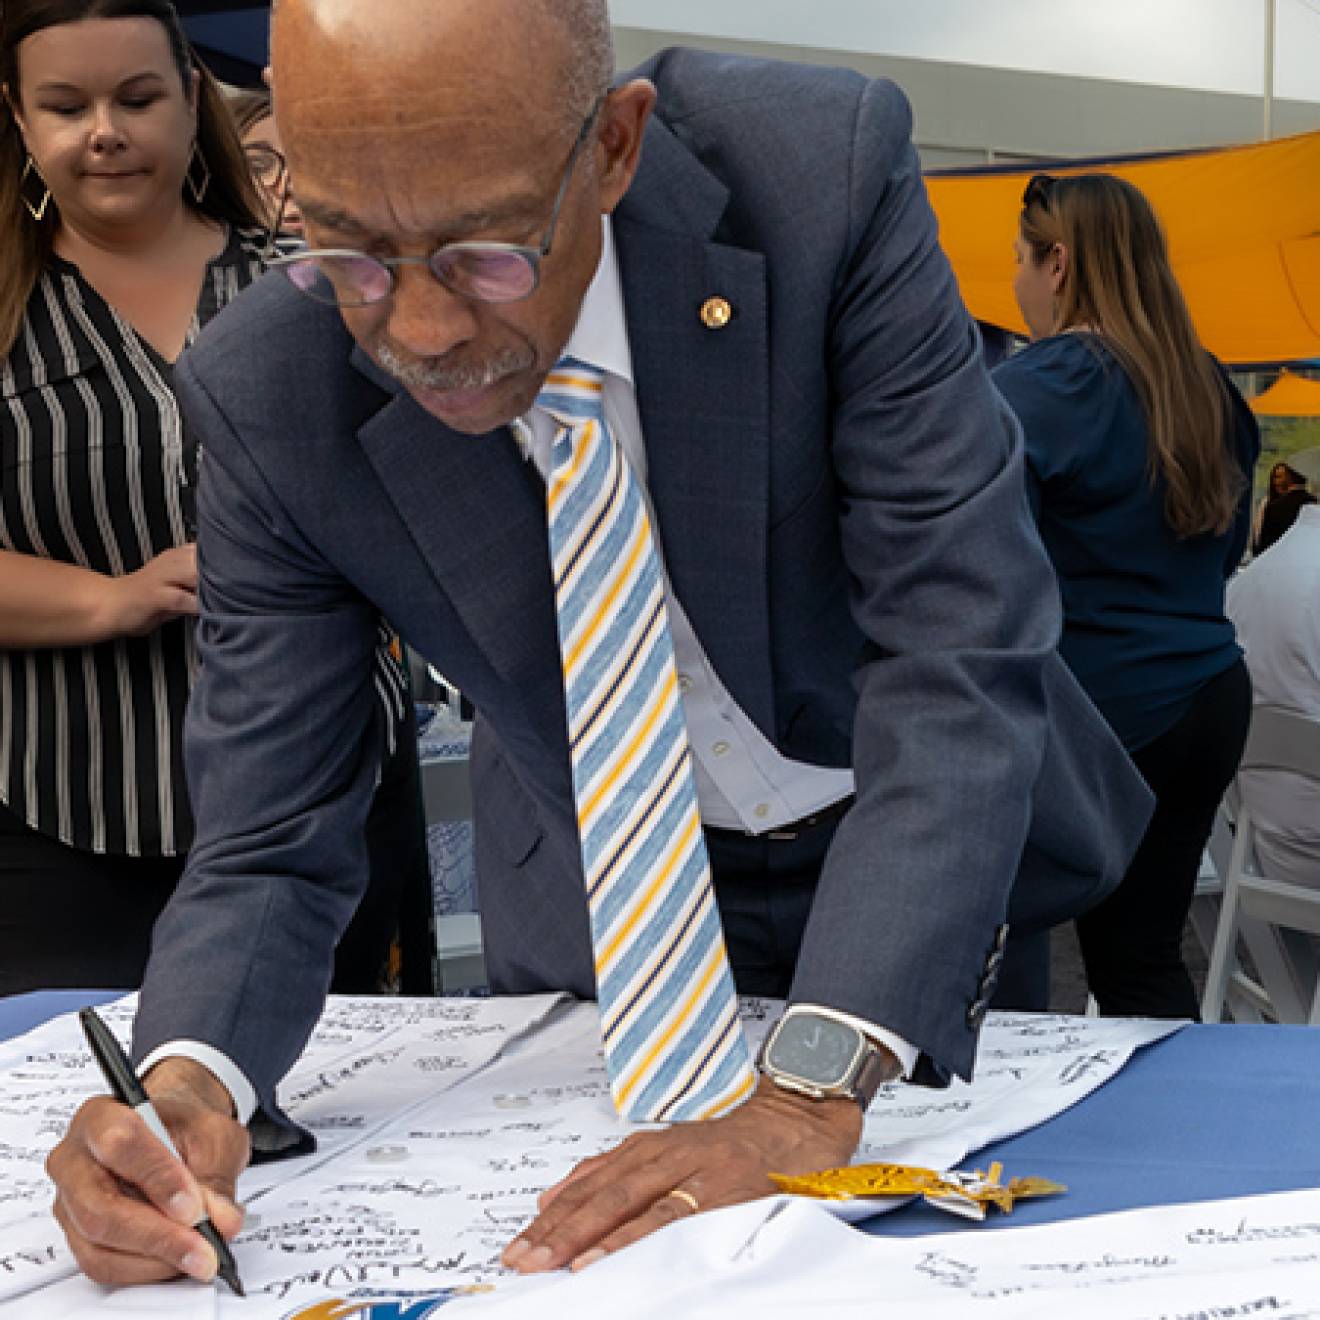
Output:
[1, 228, 408, 857]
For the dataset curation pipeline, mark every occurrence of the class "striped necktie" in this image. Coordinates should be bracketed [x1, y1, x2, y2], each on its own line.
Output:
[539, 357, 755, 1123]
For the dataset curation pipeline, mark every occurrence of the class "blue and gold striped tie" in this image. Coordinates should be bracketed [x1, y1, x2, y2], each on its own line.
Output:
[540, 357, 755, 1123]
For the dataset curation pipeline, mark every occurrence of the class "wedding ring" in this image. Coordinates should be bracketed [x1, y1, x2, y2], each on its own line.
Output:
[665, 1188, 699, 1215]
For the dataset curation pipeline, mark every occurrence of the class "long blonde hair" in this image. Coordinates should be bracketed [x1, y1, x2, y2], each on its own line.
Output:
[0, 0, 264, 357]
[1020, 172, 1242, 538]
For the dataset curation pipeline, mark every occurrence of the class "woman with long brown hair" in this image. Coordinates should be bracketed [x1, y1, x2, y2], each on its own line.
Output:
[994, 172, 1259, 1018]
[1252, 460, 1316, 556]
[0, 0, 423, 995]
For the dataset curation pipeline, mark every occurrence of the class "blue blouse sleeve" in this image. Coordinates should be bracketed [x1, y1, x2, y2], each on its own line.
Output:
[992, 343, 1086, 508]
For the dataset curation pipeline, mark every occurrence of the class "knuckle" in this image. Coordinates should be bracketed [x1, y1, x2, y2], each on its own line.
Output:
[92, 1116, 142, 1167]
[44, 1141, 69, 1183]
[70, 1244, 116, 1286]
[615, 1131, 657, 1160]
[595, 1181, 636, 1219]
[69, 1196, 114, 1247]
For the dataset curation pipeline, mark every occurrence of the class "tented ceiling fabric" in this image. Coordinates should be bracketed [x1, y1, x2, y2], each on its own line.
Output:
[924, 130, 1320, 367]
[1249, 369, 1320, 415]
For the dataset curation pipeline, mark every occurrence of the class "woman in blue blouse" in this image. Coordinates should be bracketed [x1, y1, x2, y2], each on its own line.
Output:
[994, 173, 1259, 1018]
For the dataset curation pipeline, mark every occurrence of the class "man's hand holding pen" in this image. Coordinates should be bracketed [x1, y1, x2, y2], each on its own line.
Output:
[48, 1055, 249, 1289]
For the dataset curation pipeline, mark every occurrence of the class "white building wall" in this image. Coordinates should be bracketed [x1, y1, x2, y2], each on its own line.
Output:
[611, 7, 1320, 167]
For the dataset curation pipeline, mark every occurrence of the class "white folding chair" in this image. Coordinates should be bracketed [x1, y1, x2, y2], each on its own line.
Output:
[1201, 707, 1320, 1024]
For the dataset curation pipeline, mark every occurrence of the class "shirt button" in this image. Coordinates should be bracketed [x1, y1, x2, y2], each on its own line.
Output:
[677, 674, 692, 693]
[753, 803, 770, 819]
[712, 741, 730, 757]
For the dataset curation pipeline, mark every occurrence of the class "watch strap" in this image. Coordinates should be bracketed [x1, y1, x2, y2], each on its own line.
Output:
[850, 1038, 900, 1108]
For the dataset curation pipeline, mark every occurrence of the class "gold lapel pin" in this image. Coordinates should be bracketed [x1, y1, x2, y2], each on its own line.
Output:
[700, 296, 733, 330]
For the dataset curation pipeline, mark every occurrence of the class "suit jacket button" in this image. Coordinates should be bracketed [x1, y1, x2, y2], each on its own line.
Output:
[700, 296, 733, 329]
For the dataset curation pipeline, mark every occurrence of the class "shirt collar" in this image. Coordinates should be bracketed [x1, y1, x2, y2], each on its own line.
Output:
[559, 217, 633, 388]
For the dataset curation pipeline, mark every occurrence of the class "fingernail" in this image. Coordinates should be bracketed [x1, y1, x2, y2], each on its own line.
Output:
[509, 1243, 555, 1273]
[502, 1239, 530, 1266]
[181, 1249, 213, 1282]
[572, 1249, 608, 1271]
[168, 1192, 202, 1225]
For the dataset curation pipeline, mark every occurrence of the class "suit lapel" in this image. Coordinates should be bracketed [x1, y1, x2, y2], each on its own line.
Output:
[350, 109, 775, 741]
[352, 349, 565, 726]
[614, 119, 775, 735]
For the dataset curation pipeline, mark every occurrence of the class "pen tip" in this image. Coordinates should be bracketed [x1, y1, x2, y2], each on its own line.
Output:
[221, 1268, 245, 1298]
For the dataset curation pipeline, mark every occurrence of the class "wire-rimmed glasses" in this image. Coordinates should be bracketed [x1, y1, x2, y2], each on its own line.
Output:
[269, 96, 604, 308]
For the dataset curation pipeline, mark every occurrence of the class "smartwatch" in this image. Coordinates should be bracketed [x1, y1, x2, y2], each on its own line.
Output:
[758, 1005, 899, 1109]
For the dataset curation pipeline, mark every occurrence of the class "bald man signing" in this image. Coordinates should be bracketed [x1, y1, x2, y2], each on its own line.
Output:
[47, 0, 1152, 1288]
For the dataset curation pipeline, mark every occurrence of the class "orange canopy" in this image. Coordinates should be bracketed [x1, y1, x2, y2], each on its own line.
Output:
[924, 130, 1320, 366]
[1248, 369, 1320, 415]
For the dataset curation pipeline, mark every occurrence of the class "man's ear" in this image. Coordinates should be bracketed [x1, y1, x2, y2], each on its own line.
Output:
[595, 78, 656, 215]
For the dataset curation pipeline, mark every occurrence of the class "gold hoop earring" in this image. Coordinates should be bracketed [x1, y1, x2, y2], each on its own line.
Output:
[185, 140, 211, 204]
[20, 155, 52, 222]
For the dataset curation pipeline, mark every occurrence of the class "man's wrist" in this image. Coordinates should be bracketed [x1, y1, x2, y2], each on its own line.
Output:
[143, 1056, 237, 1118]
[139, 1041, 257, 1123]
[752, 1074, 865, 1144]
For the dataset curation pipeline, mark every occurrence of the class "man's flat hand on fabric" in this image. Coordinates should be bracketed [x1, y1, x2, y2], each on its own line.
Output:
[47, 1057, 248, 1286]
[500, 1077, 862, 1273]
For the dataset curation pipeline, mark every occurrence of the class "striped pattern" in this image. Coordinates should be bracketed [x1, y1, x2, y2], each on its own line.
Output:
[541, 358, 754, 1123]
[0, 229, 409, 856]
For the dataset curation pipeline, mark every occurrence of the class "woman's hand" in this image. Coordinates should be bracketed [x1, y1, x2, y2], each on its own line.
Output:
[97, 545, 198, 638]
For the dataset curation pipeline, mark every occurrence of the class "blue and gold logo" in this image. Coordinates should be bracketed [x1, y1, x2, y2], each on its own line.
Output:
[283, 1296, 480, 1320]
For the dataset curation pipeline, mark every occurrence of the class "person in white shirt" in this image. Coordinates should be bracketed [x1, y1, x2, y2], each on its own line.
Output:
[1226, 500, 1320, 887]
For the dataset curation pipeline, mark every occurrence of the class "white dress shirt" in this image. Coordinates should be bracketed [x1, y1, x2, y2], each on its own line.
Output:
[515, 221, 855, 833]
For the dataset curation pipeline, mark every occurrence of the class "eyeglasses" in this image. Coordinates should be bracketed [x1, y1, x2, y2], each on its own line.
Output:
[243, 143, 287, 190]
[1023, 173, 1057, 209]
[269, 97, 603, 309]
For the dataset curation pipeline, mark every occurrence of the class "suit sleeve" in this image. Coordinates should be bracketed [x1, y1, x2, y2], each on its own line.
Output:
[787, 79, 1062, 1082]
[132, 355, 387, 1143]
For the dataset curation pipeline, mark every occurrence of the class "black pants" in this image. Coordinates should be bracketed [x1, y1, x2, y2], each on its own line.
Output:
[0, 801, 185, 995]
[706, 821, 836, 998]
[0, 712, 430, 998]
[1077, 659, 1251, 1019]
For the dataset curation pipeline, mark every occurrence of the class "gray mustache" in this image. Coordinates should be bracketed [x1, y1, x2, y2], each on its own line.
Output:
[374, 342, 534, 392]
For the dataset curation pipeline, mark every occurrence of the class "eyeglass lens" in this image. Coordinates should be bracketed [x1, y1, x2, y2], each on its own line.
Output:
[284, 254, 393, 304]
[244, 147, 284, 187]
[285, 247, 540, 307]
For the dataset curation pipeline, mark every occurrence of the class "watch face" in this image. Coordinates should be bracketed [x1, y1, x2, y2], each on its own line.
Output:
[765, 1013, 860, 1087]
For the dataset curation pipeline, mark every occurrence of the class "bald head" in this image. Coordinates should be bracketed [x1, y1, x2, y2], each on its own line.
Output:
[272, 0, 612, 136]
[262, 0, 653, 437]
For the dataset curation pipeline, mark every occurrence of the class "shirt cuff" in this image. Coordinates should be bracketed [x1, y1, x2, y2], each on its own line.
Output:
[797, 1004, 919, 1080]
[138, 1040, 258, 1125]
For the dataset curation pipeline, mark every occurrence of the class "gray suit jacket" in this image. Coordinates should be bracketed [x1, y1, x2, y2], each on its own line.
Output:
[136, 51, 1151, 1121]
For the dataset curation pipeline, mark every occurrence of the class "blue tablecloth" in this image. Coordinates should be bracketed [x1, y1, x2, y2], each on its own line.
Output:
[0, 988, 122, 1041]
[875, 1021, 1320, 1235]
[4, 993, 1316, 1231]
